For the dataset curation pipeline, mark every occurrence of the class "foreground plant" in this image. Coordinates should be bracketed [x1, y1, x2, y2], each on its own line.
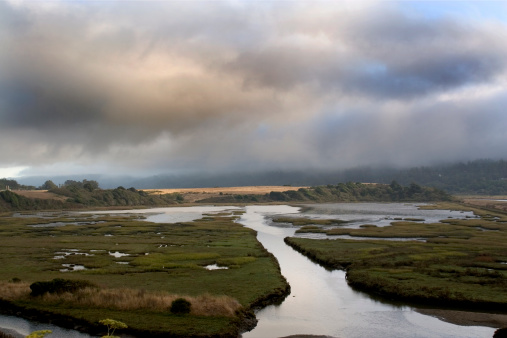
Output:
[26, 330, 52, 338]
[99, 319, 127, 338]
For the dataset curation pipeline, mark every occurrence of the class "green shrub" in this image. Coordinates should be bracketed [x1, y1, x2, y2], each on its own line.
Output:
[30, 278, 97, 296]
[99, 318, 127, 338]
[170, 298, 191, 314]
[26, 330, 52, 338]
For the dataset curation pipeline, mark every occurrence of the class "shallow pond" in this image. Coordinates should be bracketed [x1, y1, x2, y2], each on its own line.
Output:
[83, 206, 241, 223]
[298, 202, 476, 228]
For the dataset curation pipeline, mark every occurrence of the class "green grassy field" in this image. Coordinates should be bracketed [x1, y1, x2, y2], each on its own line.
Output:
[0, 211, 289, 337]
[285, 202, 507, 310]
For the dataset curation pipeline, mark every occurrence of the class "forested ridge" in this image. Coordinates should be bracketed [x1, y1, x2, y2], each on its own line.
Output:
[10, 159, 507, 195]
[0, 180, 182, 212]
[197, 181, 451, 204]
[37, 159, 504, 195]
[0, 179, 450, 212]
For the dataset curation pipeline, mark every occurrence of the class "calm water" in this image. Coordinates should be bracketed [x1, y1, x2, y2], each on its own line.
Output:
[299, 202, 476, 229]
[0, 315, 96, 338]
[2, 204, 496, 338]
[238, 205, 494, 338]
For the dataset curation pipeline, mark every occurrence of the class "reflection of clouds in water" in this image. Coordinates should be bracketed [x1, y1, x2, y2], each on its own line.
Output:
[0, 315, 93, 338]
[300, 203, 475, 228]
[240, 204, 494, 338]
[241, 205, 300, 237]
[84, 206, 242, 224]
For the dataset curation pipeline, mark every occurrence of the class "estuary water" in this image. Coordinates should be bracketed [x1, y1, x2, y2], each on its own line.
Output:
[238, 205, 494, 338]
[1, 204, 496, 338]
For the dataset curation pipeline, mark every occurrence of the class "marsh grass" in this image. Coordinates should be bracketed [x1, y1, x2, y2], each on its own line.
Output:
[0, 283, 241, 316]
[0, 281, 30, 300]
[285, 202, 507, 309]
[302, 218, 506, 239]
[0, 211, 288, 336]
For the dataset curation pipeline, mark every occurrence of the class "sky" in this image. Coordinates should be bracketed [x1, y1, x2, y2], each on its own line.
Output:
[1, 0, 506, 179]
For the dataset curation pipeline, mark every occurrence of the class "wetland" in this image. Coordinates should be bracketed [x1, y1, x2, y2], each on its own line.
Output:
[0, 202, 506, 337]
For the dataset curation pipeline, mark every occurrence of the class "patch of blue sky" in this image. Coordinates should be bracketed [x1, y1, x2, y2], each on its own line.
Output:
[255, 123, 270, 137]
[361, 62, 388, 76]
[399, 1, 507, 23]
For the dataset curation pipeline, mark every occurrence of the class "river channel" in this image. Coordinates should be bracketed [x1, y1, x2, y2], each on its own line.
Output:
[238, 205, 494, 338]
[0, 203, 497, 337]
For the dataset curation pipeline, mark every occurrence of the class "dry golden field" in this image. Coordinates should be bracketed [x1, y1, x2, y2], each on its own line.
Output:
[143, 185, 306, 195]
[9, 186, 307, 204]
[460, 195, 507, 212]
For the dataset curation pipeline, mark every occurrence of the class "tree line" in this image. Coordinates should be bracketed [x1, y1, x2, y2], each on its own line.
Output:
[0, 179, 182, 212]
[197, 181, 452, 204]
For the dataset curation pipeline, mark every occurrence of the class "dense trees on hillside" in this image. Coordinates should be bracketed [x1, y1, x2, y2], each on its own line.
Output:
[0, 179, 450, 212]
[0, 178, 35, 190]
[41, 180, 57, 190]
[96, 159, 506, 195]
[0, 180, 182, 212]
[48, 183, 181, 207]
[388, 160, 507, 194]
[198, 182, 451, 204]
[0, 190, 65, 211]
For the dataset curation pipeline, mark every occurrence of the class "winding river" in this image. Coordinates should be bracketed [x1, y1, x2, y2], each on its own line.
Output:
[238, 205, 494, 338]
[0, 204, 497, 337]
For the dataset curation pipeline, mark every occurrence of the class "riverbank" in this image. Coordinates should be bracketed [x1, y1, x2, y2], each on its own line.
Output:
[283, 202, 507, 326]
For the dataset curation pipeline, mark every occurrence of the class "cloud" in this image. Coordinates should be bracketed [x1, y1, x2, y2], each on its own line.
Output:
[0, 0, 506, 176]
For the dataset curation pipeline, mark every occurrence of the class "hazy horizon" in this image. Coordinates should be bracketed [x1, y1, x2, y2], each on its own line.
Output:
[1, 1, 506, 179]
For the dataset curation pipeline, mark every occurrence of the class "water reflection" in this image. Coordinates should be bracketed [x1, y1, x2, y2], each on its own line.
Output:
[298, 203, 476, 229]
[0, 315, 96, 338]
[83, 206, 241, 223]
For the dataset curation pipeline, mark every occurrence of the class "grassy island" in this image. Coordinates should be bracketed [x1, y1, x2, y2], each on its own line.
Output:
[284, 202, 507, 310]
[0, 211, 289, 337]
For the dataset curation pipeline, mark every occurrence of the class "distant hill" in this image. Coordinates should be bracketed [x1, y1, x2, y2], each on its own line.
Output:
[0, 181, 182, 212]
[195, 182, 451, 204]
[13, 159, 507, 195]
[0, 180, 450, 212]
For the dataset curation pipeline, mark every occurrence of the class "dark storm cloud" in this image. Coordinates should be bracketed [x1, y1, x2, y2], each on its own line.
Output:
[0, 0, 506, 175]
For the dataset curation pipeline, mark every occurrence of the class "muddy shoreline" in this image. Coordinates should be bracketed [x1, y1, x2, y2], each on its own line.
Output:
[416, 308, 507, 328]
